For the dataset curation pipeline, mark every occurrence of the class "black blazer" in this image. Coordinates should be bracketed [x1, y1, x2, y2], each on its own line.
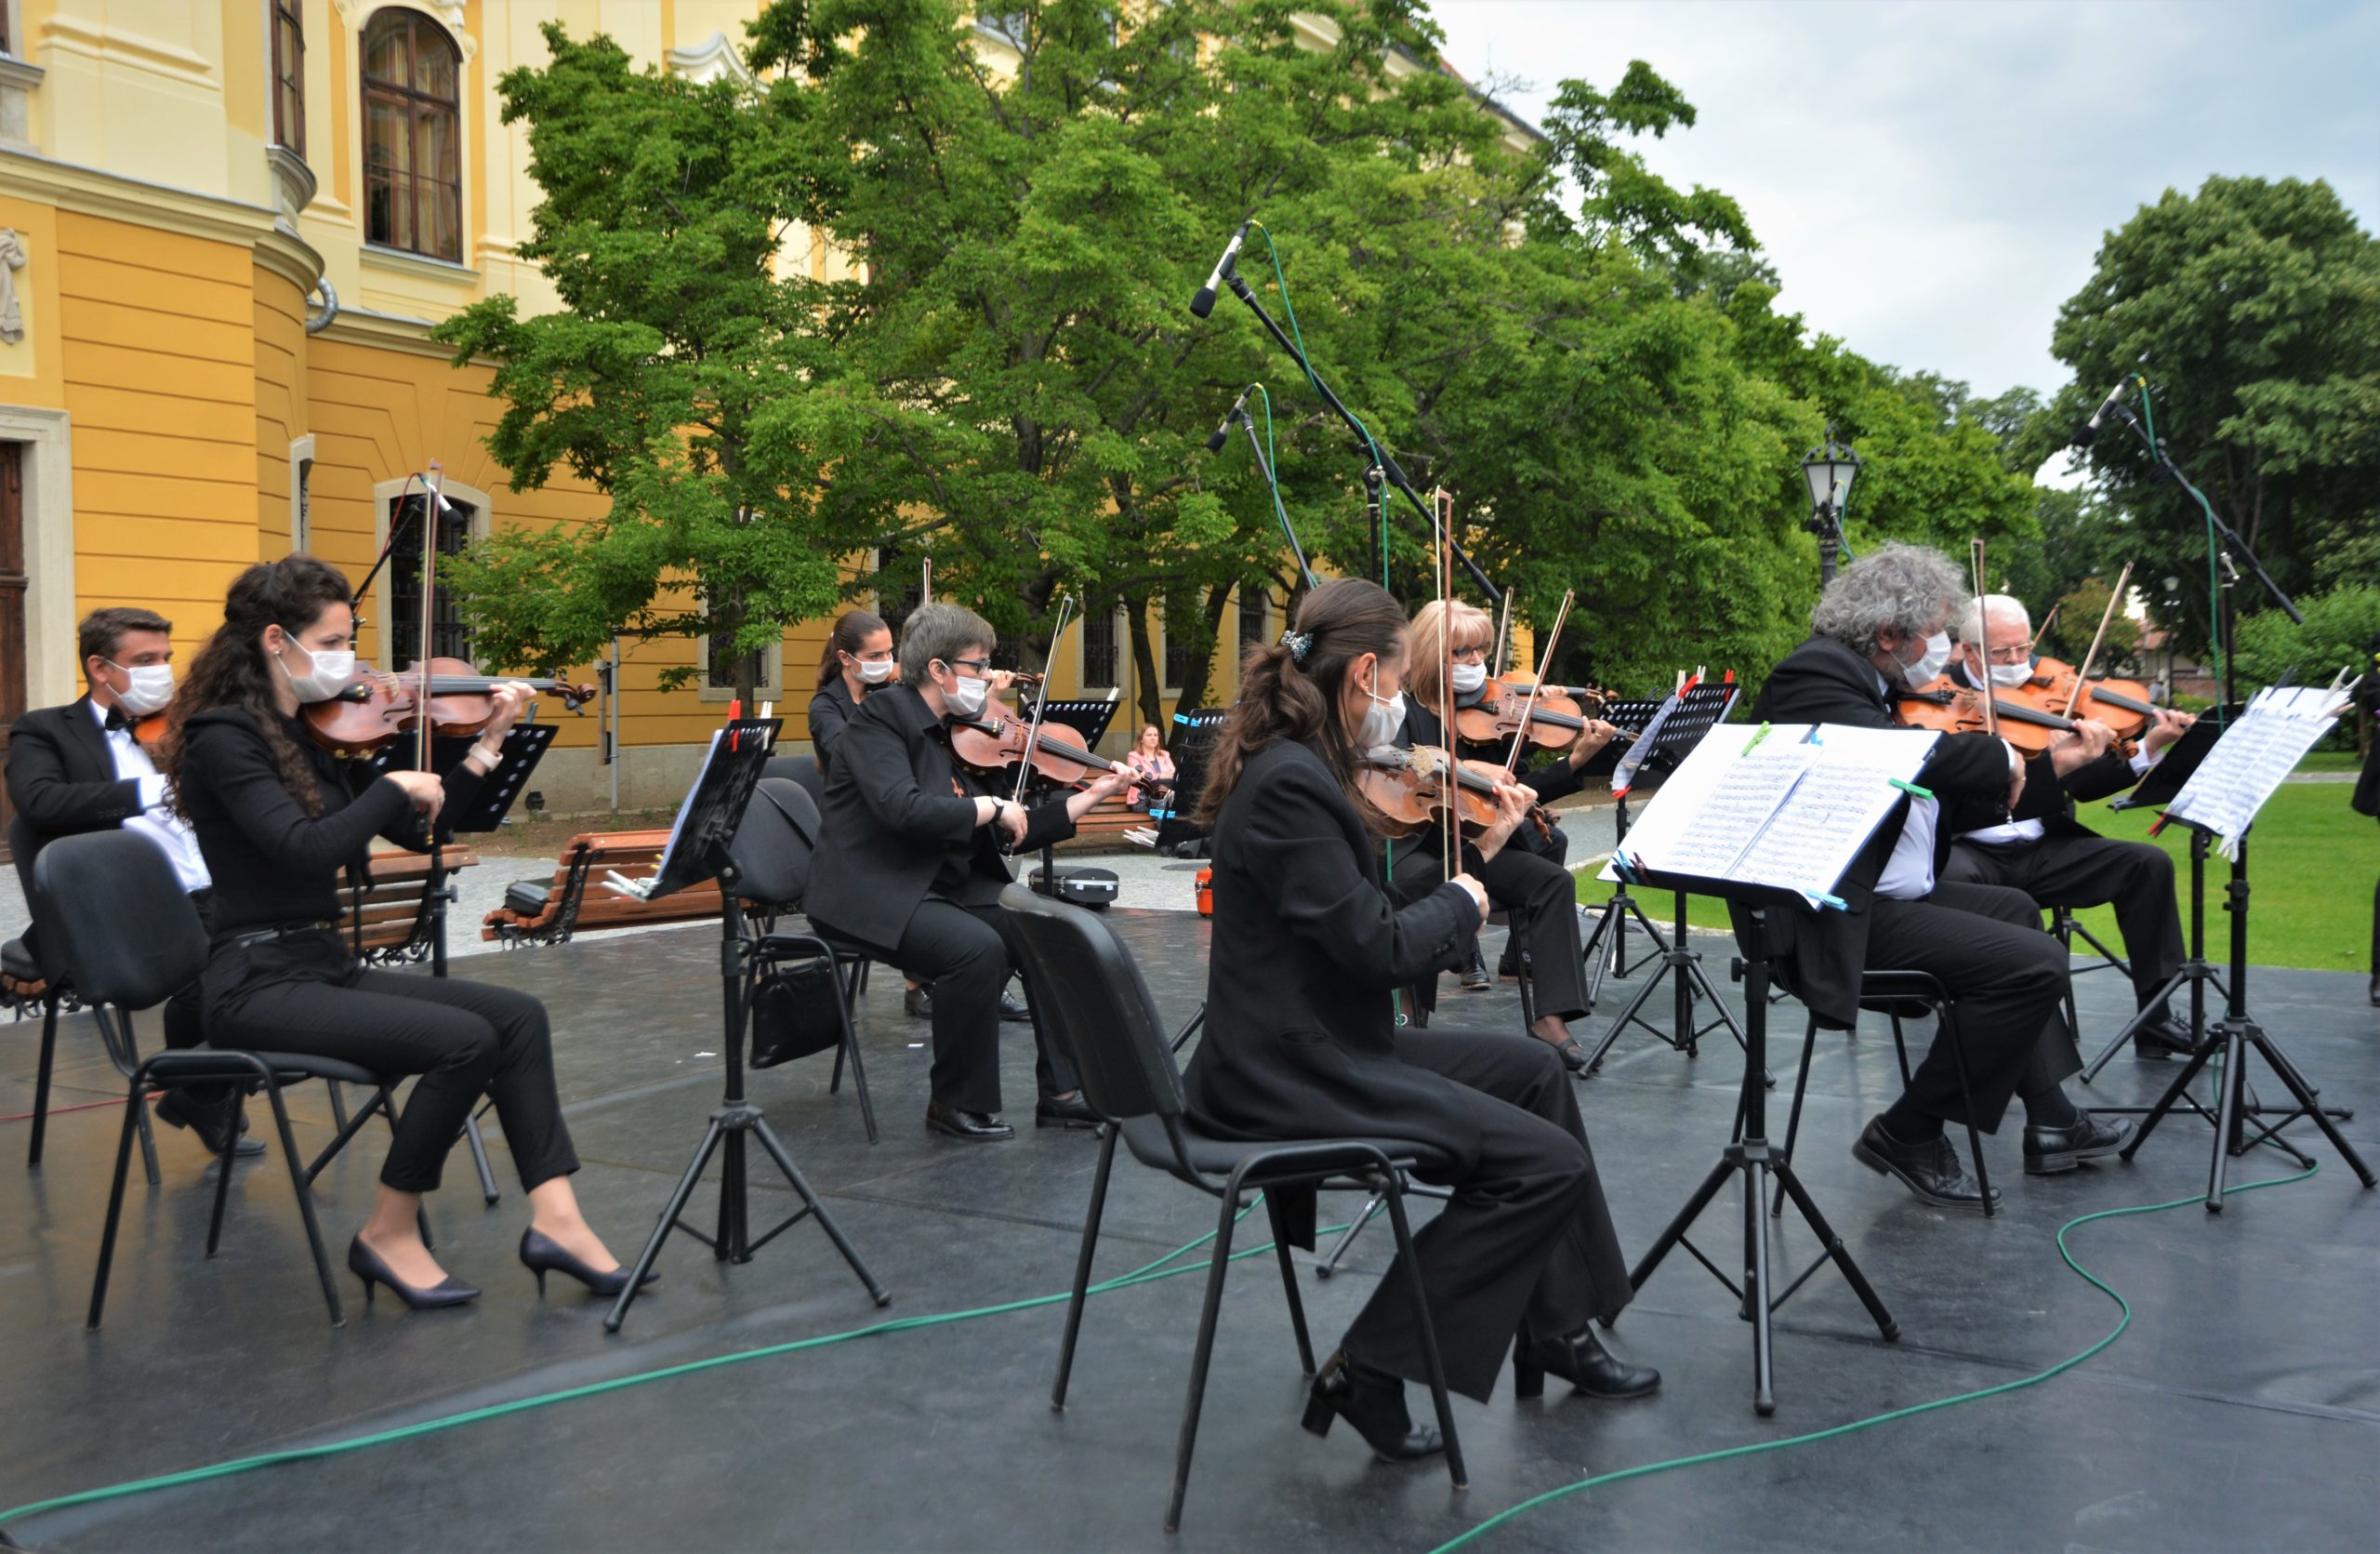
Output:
[1738, 635, 2047, 1027]
[7, 697, 147, 877]
[806, 677, 860, 777]
[1182, 738, 1487, 1174]
[1945, 663, 2137, 835]
[805, 682, 1077, 950]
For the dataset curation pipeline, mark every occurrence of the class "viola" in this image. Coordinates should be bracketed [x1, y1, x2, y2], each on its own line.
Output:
[948, 692, 1168, 804]
[301, 657, 597, 757]
[1897, 676, 2135, 760]
[1450, 676, 1614, 752]
[1356, 745, 1553, 843]
[2019, 656, 2153, 740]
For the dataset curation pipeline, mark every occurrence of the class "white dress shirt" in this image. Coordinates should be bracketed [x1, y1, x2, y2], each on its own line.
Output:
[1871, 668, 2020, 902]
[89, 700, 213, 895]
[1957, 745, 2158, 846]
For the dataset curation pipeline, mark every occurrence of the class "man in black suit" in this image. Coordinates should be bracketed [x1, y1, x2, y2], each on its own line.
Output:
[7, 607, 251, 1155]
[1940, 594, 2198, 1056]
[1747, 545, 2133, 1209]
[806, 603, 1135, 1141]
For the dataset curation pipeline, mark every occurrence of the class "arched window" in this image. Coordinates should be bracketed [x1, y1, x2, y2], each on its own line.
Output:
[362, 8, 462, 261]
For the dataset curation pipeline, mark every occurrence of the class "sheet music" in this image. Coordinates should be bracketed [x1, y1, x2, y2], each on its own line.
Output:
[2164, 685, 2347, 857]
[1736, 727, 1936, 897]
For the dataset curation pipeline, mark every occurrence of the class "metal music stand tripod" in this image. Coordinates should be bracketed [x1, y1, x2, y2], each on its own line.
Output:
[1582, 685, 1757, 1072]
[606, 719, 890, 1331]
[1025, 695, 1121, 896]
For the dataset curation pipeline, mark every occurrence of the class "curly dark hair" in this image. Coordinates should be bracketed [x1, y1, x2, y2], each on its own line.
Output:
[159, 556, 352, 819]
[1194, 578, 1408, 830]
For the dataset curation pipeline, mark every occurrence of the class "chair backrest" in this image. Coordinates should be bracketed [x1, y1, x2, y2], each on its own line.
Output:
[29, 830, 209, 1010]
[726, 777, 822, 910]
[998, 883, 1185, 1124]
[763, 753, 828, 811]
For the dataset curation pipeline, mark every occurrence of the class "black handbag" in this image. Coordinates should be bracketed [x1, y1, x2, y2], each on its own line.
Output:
[749, 961, 843, 1068]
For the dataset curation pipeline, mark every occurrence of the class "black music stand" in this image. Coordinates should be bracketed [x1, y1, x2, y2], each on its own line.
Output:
[605, 719, 890, 1331]
[1155, 708, 1230, 853]
[1024, 697, 1121, 897]
[1582, 685, 1753, 1072]
[1576, 695, 1675, 996]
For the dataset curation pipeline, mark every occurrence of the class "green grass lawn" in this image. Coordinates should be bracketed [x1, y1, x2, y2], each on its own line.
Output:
[1578, 780, 2375, 972]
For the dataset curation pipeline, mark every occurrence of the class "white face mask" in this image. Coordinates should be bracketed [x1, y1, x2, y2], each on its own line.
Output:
[1984, 660, 2032, 689]
[1356, 676, 1407, 749]
[1448, 662, 1488, 695]
[275, 633, 356, 704]
[1896, 631, 1952, 687]
[850, 656, 898, 685]
[108, 661, 178, 717]
[942, 669, 989, 718]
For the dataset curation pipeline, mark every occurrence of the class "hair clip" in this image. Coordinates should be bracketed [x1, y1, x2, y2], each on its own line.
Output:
[1278, 630, 1313, 664]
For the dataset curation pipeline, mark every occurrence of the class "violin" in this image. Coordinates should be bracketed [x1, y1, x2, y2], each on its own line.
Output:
[1897, 676, 2135, 761]
[1357, 745, 1554, 843]
[1449, 676, 1615, 752]
[2017, 657, 2153, 741]
[948, 692, 1169, 805]
[301, 657, 597, 758]
[131, 711, 169, 749]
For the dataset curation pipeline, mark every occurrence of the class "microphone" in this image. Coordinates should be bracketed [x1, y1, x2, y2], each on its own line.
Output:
[1205, 385, 1252, 453]
[2069, 378, 2134, 447]
[1189, 220, 1250, 319]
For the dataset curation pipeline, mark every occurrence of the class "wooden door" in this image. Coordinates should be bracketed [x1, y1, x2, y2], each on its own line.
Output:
[0, 442, 25, 858]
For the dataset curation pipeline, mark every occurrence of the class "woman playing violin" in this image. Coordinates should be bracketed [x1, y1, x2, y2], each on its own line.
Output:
[1395, 600, 1621, 1071]
[1186, 578, 1657, 1467]
[809, 608, 896, 779]
[161, 556, 633, 1308]
[1123, 724, 1175, 811]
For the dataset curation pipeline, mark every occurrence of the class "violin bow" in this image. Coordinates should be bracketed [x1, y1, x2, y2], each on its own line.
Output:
[2029, 601, 2059, 657]
[1008, 592, 1075, 811]
[2065, 562, 2134, 720]
[1490, 589, 1514, 678]
[1505, 589, 1577, 780]
[1430, 487, 1455, 882]
[920, 556, 932, 604]
[1969, 538, 1998, 738]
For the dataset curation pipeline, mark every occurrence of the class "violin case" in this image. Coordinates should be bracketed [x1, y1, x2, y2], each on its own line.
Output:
[1030, 866, 1117, 911]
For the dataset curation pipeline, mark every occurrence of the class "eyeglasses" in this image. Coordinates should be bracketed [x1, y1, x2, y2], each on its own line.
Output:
[1981, 645, 2031, 665]
[945, 657, 991, 675]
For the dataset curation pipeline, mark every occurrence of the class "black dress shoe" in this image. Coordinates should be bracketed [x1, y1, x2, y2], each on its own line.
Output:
[1460, 945, 1490, 992]
[998, 989, 1032, 1023]
[519, 1228, 657, 1297]
[348, 1235, 479, 1310]
[1033, 1091, 1100, 1130]
[155, 1090, 264, 1158]
[1514, 1324, 1659, 1401]
[925, 1102, 1015, 1142]
[2133, 1014, 2200, 1060]
[1497, 948, 1524, 978]
[904, 986, 932, 1019]
[2367, 974, 2378, 1008]
[2024, 1112, 2135, 1175]
[1300, 1350, 1444, 1462]
[1852, 1117, 2000, 1211]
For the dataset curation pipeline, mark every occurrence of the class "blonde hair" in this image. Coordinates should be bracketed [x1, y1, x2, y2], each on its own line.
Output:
[1406, 599, 1493, 708]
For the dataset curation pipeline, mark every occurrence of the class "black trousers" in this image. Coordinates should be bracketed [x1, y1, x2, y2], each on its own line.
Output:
[1868, 881, 2081, 1133]
[1342, 1029, 1633, 1401]
[877, 897, 1078, 1115]
[1388, 835, 1588, 1022]
[202, 931, 578, 1194]
[1942, 831, 2183, 1008]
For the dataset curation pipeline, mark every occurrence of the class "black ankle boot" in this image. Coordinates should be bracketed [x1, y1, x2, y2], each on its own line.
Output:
[1301, 1350, 1444, 1461]
[1513, 1324, 1659, 1401]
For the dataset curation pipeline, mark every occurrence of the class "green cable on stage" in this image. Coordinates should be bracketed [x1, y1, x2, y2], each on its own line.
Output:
[1425, 1157, 2320, 1554]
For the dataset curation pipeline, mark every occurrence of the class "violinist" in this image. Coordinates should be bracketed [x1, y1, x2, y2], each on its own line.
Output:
[804, 603, 1134, 1142]
[807, 608, 896, 779]
[1185, 579, 1656, 1467]
[163, 557, 634, 1308]
[1394, 601, 1620, 1071]
[1941, 595, 2198, 1059]
[1750, 544, 2132, 1207]
[9, 606, 239, 1153]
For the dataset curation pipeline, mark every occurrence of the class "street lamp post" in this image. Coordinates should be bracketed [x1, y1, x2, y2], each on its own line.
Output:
[1800, 432, 1863, 589]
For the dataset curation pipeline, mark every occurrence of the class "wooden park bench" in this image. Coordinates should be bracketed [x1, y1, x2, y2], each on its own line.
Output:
[345, 846, 481, 966]
[1056, 794, 1153, 853]
[480, 830, 722, 948]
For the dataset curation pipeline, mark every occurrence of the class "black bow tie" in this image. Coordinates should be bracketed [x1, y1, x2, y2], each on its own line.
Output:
[103, 707, 132, 733]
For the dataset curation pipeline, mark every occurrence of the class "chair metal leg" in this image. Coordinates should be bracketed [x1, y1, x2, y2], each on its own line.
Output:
[326, 1080, 350, 1133]
[1379, 1180, 1467, 1493]
[27, 995, 60, 1166]
[465, 1112, 500, 1205]
[86, 1067, 151, 1329]
[1771, 1014, 1821, 1217]
[1051, 1125, 1117, 1410]
[134, 1090, 160, 1189]
[205, 1088, 240, 1256]
[1889, 1015, 1915, 1087]
[264, 1078, 344, 1325]
[1164, 1180, 1246, 1534]
[833, 971, 879, 1144]
[1313, 1189, 1386, 1279]
[1940, 1002, 1993, 1219]
[1263, 1191, 1316, 1375]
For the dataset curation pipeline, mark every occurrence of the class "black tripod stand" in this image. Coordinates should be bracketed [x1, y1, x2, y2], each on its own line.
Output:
[606, 724, 889, 1331]
[1578, 791, 1670, 1007]
[1583, 884, 1756, 1073]
[1626, 902, 1897, 1414]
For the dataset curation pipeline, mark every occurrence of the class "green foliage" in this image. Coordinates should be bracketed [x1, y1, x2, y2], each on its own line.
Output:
[2232, 586, 2380, 690]
[2030, 176, 2380, 657]
[2043, 578, 2141, 671]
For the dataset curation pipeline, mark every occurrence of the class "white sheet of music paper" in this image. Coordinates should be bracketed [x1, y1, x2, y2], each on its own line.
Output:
[2163, 685, 2347, 857]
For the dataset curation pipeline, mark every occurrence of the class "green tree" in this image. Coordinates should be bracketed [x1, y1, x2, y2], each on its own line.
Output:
[2030, 176, 2380, 656]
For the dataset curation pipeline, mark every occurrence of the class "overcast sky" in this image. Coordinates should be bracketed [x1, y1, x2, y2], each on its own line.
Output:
[1432, 0, 2380, 412]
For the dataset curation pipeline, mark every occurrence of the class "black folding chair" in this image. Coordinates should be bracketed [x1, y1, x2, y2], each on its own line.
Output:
[729, 777, 879, 1143]
[1771, 968, 1993, 1218]
[998, 883, 1466, 1533]
[36, 832, 422, 1328]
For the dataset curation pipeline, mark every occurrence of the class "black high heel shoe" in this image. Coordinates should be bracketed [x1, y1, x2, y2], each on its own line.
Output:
[520, 1228, 656, 1297]
[1300, 1350, 1444, 1462]
[348, 1234, 479, 1310]
[1513, 1323, 1659, 1401]
[1550, 1038, 1593, 1075]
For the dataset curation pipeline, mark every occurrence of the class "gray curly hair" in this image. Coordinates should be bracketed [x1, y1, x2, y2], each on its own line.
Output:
[1810, 542, 1968, 655]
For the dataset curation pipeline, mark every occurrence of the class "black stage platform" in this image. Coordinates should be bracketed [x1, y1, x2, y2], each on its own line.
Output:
[3, 911, 2373, 1551]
